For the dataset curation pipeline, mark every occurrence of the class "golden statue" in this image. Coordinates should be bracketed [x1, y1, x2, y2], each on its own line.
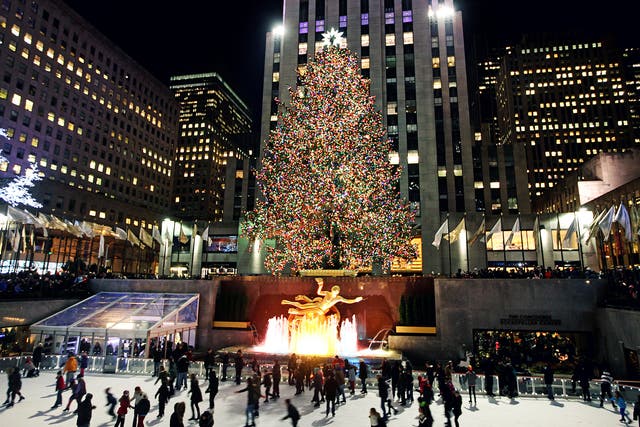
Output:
[281, 278, 363, 321]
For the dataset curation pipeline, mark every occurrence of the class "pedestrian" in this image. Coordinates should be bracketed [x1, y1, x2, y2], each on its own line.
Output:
[105, 387, 117, 418]
[599, 368, 615, 408]
[543, 363, 554, 401]
[114, 390, 132, 427]
[611, 390, 632, 424]
[170, 401, 186, 427]
[52, 370, 65, 409]
[359, 359, 369, 394]
[63, 353, 78, 388]
[234, 349, 244, 385]
[154, 380, 170, 418]
[32, 343, 44, 375]
[188, 374, 203, 421]
[130, 386, 144, 427]
[281, 398, 301, 427]
[176, 355, 190, 391]
[205, 369, 219, 410]
[5, 367, 25, 407]
[198, 410, 214, 427]
[452, 390, 463, 427]
[272, 360, 281, 398]
[135, 393, 150, 427]
[204, 348, 215, 380]
[324, 372, 338, 417]
[79, 352, 89, 376]
[235, 377, 261, 427]
[76, 393, 96, 427]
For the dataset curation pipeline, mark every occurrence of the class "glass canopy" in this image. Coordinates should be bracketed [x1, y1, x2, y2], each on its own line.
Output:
[30, 292, 199, 339]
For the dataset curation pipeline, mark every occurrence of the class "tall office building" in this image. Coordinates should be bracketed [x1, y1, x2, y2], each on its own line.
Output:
[0, 0, 177, 229]
[495, 37, 637, 211]
[170, 73, 253, 223]
[259, 0, 474, 274]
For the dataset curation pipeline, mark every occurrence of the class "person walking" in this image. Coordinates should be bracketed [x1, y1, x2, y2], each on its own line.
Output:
[272, 360, 281, 398]
[63, 353, 78, 389]
[323, 372, 338, 417]
[76, 393, 96, 427]
[170, 401, 186, 427]
[281, 399, 301, 427]
[105, 387, 117, 418]
[114, 390, 132, 427]
[611, 390, 632, 424]
[52, 370, 65, 409]
[188, 374, 203, 421]
[135, 393, 150, 427]
[198, 410, 214, 427]
[599, 368, 615, 408]
[359, 360, 369, 394]
[205, 370, 219, 410]
[130, 386, 144, 427]
[543, 363, 554, 401]
[452, 390, 463, 427]
[154, 380, 170, 418]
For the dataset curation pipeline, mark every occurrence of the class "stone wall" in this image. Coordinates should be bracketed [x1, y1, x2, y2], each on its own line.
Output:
[596, 307, 640, 377]
[0, 298, 80, 327]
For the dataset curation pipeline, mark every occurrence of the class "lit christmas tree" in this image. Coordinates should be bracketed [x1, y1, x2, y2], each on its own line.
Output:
[0, 128, 43, 208]
[245, 31, 416, 274]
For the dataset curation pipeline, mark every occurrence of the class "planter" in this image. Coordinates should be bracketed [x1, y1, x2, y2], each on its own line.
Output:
[395, 325, 437, 334]
[212, 321, 251, 329]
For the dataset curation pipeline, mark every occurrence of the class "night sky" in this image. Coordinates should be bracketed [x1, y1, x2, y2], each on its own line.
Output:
[63, 0, 639, 124]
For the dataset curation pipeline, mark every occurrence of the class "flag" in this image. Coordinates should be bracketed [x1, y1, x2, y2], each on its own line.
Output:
[98, 234, 105, 258]
[127, 228, 142, 246]
[614, 203, 632, 242]
[468, 217, 485, 246]
[139, 227, 153, 247]
[505, 217, 520, 247]
[432, 218, 449, 249]
[12, 228, 20, 252]
[201, 226, 210, 252]
[562, 216, 577, 248]
[21, 225, 26, 253]
[533, 215, 540, 243]
[598, 205, 616, 242]
[114, 227, 127, 240]
[29, 227, 35, 250]
[152, 225, 162, 244]
[486, 217, 502, 243]
[584, 209, 607, 244]
[444, 217, 466, 244]
[179, 224, 189, 245]
[632, 205, 640, 242]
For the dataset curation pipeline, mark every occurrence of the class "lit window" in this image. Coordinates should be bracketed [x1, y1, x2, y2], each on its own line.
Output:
[403, 32, 413, 45]
[272, 72, 279, 82]
[385, 34, 395, 46]
[407, 150, 419, 164]
[432, 57, 440, 68]
[89, 210, 97, 217]
[433, 79, 442, 89]
[11, 93, 21, 106]
[25, 99, 33, 112]
[361, 58, 370, 69]
[11, 24, 20, 36]
[298, 42, 307, 55]
[447, 56, 455, 67]
[361, 34, 370, 47]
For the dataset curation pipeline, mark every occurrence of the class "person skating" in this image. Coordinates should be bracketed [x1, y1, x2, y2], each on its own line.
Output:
[79, 351, 89, 376]
[311, 367, 324, 407]
[114, 390, 132, 427]
[205, 370, 219, 410]
[599, 368, 615, 408]
[5, 367, 25, 407]
[198, 410, 214, 427]
[51, 370, 65, 409]
[281, 399, 301, 427]
[64, 374, 86, 413]
[155, 380, 170, 418]
[611, 390, 633, 424]
[272, 360, 281, 398]
[130, 386, 144, 427]
[152, 345, 162, 377]
[335, 365, 347, 404]
[347, 361, 357, 396]
[377, 374, 397, 419]
[452, 390, 463, 427]
[76, 393, 96, 427]
[261, 370, 273, 402]
[204, 348, 215, 380]
[418, 405, 434, 427]
[32, 342, 43, 376]
[135, 393, 150, 427]
[168, 358, 177, 396]
[176, 355, 190, 391]
[368, 407, 386, 427]
[220, 351, 230, 382]
[359, 359, 369, 394]
[390, 361, 400, 400]
[22, 356, 36, 377]
[170, 401, 186, 427]
[105, 387, 117, 418]
[287, 353, 297, 386]
[235, 377, 261, 427]
[633, 395, 639, 426]
[234, 350, 244, 385]
[188, 374, 203, 421]
[323, 372, 339, 417]
[543, 363, 554, 401]
[63, 353, 78, 388]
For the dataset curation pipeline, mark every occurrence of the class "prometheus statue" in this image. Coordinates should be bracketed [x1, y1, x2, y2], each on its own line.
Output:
[281, 278, 363, 320]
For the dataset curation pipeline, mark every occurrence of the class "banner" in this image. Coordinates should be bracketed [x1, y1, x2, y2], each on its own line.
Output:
[432, 218, 449, 249]
[444, 218, 465, 244]
[469, 217, 485, 246]
[206, 235, 238, 253]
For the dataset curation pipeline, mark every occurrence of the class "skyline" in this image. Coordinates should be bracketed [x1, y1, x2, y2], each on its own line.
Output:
[63, 0, 640, 124]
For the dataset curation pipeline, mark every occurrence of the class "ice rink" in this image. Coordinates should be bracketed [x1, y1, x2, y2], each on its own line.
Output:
[0, 371, 633, 426]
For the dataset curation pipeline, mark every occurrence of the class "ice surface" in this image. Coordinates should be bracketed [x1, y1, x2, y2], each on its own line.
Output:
[0, 371, 631, 426]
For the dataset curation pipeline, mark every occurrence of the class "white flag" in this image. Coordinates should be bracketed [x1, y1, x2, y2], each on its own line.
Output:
[201, 226, 209, 245]
[432, 218, 449, 249]
[562, 216, 577, 248]
[598, 205, 616, 242]
[614, 203, 632, 241]
[152, 225, 162, 244]
[505, 217, 520, 247]
[486, 218, 502, 242]
[98, 234, 105, 258]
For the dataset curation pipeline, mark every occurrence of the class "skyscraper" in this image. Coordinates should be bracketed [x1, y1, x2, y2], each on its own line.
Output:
[259, 0, 474, 274]
[170, 73, 253, 223]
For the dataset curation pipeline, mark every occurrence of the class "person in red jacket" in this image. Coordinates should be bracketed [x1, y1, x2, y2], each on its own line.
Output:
[51, 370, 65, 409]
[114, 390, 132, 427]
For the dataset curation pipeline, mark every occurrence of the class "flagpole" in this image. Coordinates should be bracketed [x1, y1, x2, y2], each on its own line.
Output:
[464, 213, 470, 273]
[501, 214, 507, 272]
[447, 213, 452, 277]
[519, 214, 525, 268]
[575, 211, 585, 272]
[482, 214, 488, 271]
[557, 212, 564, 268]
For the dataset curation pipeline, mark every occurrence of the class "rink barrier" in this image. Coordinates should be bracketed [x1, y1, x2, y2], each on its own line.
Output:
[2, 355, 638, 403]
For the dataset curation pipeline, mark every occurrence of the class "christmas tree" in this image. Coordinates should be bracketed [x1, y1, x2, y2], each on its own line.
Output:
[245, 33, 416, 274]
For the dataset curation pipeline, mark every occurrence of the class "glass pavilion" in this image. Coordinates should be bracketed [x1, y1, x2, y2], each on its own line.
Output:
[30, 292, 199, 358]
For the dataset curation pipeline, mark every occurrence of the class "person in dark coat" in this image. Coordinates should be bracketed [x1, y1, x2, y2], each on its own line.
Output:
[359, 360, 369, 394]
[203, 349, 215, 380]
[452, 390, 463, 427]
[323, 373, 339, 417]
[377, 374, 398, 419]
[543, 364, 554, 400]
[6, 367, 25, 407]
[418, 405, 434, 427]
[272, 360, 281, 398]
[261, 370, 273, 402]
[32, 343, 44, 375]
[234, 350, 244, 385]
[281, 399, 301, 427]
[235, 377, 261, 427]
[176, 355, 190, 391]
[105, 387, 117, 418]
[390, 361, 401, 400]
[135, 393, 150, 427]
[76, 393, 96, 427]
[170, 401, 185, 427]
[198, 410, 214, 427]
[152, 346, 162, 377]
[205, 370, 218, 410]
[155, 381, 170, 418]
[188, 374, 203, 421]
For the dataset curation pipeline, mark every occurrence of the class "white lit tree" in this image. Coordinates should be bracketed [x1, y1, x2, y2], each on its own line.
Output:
[0, 128, 43, 208]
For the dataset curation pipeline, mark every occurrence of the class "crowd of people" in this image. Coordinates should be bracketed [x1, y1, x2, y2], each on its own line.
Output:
[0, 271, 91, 299]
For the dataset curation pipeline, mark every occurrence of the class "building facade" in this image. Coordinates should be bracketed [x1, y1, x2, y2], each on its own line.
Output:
[0, 0, 177, 228]
[169, 73, 253, 223]
[259, 0, 475, 274]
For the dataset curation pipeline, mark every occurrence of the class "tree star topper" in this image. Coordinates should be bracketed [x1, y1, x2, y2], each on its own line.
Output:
[322, 28, 344, 48]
